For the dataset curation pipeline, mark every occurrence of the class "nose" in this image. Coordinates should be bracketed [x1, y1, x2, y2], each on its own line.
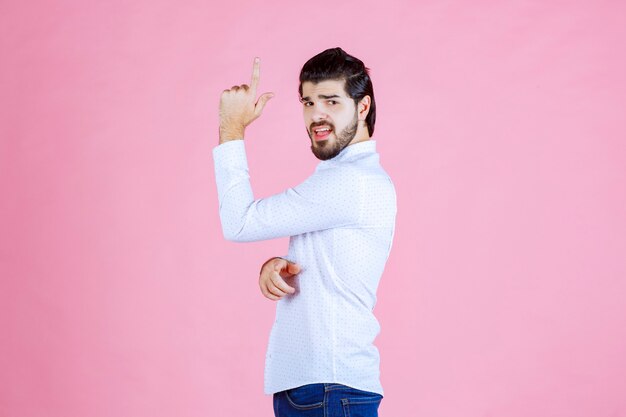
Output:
[311, 106, 328, 123]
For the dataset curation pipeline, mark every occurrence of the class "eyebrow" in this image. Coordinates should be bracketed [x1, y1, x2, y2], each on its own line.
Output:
[300, 94, 342, 101]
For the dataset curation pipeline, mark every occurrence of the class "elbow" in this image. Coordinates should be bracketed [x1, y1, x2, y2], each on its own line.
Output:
[221, 225, 252, 243]
[217, 209, 246, 242]
[222, 228, 241, 242]
[218, 207, 257, 242]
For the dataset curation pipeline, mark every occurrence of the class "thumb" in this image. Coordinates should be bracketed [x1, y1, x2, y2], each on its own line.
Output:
[254, 92, 274, 117]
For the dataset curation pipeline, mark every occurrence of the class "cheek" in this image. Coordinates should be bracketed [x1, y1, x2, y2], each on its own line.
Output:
[335, 110, 351, 125]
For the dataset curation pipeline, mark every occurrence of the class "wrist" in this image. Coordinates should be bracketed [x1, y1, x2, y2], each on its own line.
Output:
[219, 124, 245, 144]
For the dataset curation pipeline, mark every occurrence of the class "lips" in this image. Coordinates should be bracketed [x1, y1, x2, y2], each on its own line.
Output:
[312, 125, 333, 141]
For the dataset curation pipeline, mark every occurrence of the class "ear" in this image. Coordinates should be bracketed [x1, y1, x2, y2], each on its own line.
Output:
[357, 95, 371, 121]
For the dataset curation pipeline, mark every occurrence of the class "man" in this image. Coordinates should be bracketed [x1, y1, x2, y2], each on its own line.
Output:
[213, 47, 397, 417]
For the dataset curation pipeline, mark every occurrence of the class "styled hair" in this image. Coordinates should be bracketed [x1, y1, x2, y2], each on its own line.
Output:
[298, 47, 376, 137]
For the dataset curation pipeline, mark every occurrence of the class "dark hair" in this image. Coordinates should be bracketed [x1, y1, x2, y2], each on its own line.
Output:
[298, 47, 376, 136]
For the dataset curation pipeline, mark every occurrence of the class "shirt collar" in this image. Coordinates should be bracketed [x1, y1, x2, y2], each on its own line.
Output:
[320, 139, 377, 165]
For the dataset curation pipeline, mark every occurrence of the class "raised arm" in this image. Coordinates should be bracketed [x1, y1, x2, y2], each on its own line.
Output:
[214, 57, 362, 242]
[213, 140, 362, 242]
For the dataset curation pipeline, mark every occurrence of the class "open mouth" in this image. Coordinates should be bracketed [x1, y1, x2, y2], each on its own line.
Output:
[312, 125, 333, 141]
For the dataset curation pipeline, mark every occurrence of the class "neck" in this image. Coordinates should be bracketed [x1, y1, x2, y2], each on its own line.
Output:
[349, 124, 371, 146]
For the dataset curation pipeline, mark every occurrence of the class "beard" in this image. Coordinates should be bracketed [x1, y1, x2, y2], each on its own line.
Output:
[308, 110, 358, 161]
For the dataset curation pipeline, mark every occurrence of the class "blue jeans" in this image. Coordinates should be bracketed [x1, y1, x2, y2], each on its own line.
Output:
[273, 383, 383, 416]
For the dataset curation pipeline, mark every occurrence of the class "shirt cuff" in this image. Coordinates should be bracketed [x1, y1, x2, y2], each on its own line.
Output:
[212, 139, 248, 169]
[212, 139, 250, 206]
[212, 139, 246, 163]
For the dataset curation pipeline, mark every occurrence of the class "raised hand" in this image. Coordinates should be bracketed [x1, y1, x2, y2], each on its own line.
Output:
[219, 57, 274, 143]
[259, 257, 302, 301]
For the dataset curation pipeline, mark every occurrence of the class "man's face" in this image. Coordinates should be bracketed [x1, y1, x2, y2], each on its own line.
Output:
[300, 79, 359, 161]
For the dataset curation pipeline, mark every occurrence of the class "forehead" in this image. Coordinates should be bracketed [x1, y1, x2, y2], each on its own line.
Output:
[301, 79, 348, 98]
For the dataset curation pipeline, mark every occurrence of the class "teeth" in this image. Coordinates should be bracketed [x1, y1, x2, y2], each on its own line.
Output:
[315, 128, 330, 133]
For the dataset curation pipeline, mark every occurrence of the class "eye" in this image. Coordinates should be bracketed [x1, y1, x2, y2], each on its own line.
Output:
[328, 100, 337, 105]
[303, 101, 313, 107]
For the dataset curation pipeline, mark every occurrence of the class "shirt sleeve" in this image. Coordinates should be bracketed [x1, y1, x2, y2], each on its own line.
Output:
[212, 139, 362, 242]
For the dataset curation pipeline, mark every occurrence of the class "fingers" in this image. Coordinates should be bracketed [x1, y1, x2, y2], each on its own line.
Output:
[287, 262, 301, 275]
[220, 58, 271, 127]
[263, 291, 280, 301]
[270, 270, 295, 295]
[279, 260, 301, 278]
[250, 58, 274, 118]
[259, 257, 302, 301]
[266, 278, 286, 298]
[260, 281, 280, 301]
[250, 56, 260, 96]
[261, 272, 294, 301]
[259, 258, 299, 301]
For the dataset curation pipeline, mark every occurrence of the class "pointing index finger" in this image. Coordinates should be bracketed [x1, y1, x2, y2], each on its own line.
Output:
[251, 56, 260, 95]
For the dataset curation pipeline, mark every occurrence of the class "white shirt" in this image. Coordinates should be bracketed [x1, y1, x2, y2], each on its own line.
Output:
[212, 138, 397, 396]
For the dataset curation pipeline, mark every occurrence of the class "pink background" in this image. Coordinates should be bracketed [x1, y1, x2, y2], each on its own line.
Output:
[1, 1, 625, 416]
